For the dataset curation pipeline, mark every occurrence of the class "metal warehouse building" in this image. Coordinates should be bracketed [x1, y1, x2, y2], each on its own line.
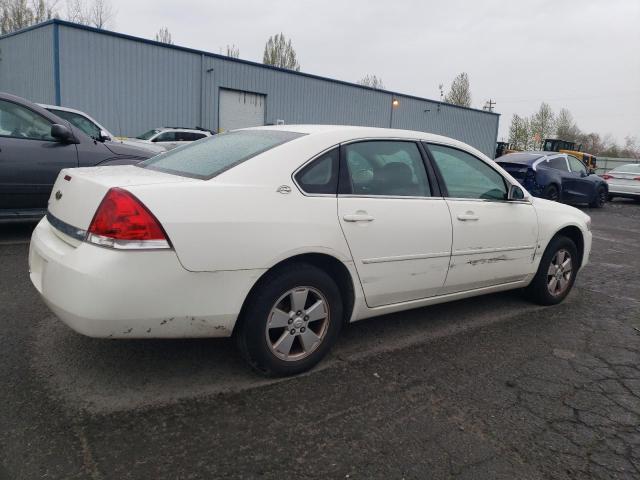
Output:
[0, 19, 500, 157]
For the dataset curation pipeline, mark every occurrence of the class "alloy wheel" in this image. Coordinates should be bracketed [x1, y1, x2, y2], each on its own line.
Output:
[547, 249, 573, 296]
[265, 286, 330, 362]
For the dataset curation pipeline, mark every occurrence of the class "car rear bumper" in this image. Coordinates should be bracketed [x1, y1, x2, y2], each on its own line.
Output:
[28, 217, 265, 338]
[607, 183, 640, 197]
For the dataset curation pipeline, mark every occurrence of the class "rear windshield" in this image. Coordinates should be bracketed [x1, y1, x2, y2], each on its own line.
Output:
[139, 130, 305, 179]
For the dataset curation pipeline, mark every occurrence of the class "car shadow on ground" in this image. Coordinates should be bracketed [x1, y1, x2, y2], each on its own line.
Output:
[31, 288, 545, 414]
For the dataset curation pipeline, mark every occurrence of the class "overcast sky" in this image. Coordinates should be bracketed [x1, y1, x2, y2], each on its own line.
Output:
[108, 0, 639, 144]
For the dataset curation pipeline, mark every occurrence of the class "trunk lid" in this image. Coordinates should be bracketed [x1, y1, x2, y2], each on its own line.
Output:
[47, 165, 194, 232]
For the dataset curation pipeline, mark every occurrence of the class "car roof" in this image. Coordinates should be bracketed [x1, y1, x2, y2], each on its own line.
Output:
[497, 151, 565, 164]
[242, 124, 477, 150]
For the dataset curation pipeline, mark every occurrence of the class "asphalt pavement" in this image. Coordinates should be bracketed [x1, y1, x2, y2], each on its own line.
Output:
[0, 200, 639, 479]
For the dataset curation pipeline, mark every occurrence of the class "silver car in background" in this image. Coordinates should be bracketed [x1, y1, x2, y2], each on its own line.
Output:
[602, 164, 640, 201]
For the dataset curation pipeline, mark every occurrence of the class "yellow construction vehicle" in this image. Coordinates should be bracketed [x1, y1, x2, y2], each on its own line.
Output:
[542, 139, 597, 173]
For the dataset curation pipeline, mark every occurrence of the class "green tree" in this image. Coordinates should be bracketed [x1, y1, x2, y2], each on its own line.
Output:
[529, 102, 555, 149]
[1, 0, 55, 34]
[263, 33, 300, 71]
[444, 72, 472, 108]
[357, 74, 385, 89]
[508, 114, 531, 150]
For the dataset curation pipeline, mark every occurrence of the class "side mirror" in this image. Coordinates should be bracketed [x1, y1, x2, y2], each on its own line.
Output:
[51, 124, 77, 144]
[508, 185, 527, 201]
[99, 130, 112, 142]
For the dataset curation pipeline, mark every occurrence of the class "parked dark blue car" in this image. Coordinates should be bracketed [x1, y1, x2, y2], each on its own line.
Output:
[497, 152, 608, 208]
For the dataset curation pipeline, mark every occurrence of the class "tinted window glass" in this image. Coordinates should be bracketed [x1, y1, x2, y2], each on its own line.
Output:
[0, 100, 54, 141]
[136, 129, 161, 140]
[546, 157, 569, 171]
[612, 164, 640, 173]
[344, 141, 431, 197]
[154, 131, 176, 142]
[49, 109, 101, 139]
[567, 155, 586, 174]
[141, 130, 304, 179]
[295, 148, 339, 194]
[428, 144, 506, 200]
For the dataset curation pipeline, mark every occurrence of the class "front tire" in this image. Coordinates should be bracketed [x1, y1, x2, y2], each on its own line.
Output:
[235, 263, 343, 376]
[525, 236, 578, 305]
[590, 186, 607, 208]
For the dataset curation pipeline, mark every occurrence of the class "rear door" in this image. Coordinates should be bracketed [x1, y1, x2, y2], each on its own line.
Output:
[425, 143, 538, 294]
[0, 99, 78, 211]
[337, 140, 452, 307]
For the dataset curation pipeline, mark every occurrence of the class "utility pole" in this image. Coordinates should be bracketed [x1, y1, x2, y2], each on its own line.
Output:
[483, 99, 496, 112]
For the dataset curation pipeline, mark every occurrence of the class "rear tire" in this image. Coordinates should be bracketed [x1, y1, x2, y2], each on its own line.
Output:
[524, 236, 578, 306]
[589, 186, 607, 208]
[235, 263, 343, 377]
[544, 184, 560, 202]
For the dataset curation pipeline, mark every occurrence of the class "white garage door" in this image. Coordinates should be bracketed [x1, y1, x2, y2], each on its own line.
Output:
[219, 89, 266, 131]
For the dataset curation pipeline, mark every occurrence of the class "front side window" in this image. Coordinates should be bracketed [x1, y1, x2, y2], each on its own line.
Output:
[141, 129, 304, 179]
[49, 109, 100, 139]
[546, 157, 569, 171]
[567, 155, 587, 174]
[0, 100, 54, 141]
[343, 141, 431, 197]
[428, 144, 507, 200]
[295, 148, 339, 195]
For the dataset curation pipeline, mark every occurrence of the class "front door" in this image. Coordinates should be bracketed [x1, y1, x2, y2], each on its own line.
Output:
[338, 140, 452, 307]
[425, 143, 538, 294]
[565, 154, 595, 204]
[0, 99, 78, 211]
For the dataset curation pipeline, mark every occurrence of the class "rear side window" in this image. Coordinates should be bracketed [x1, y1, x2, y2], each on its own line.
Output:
[295, 148, 339, 194]
[546, 157, 569, 171]
[141, 130, 304, 179]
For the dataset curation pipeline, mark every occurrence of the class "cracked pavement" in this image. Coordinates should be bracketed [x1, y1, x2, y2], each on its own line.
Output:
[0, 200, 638, 479]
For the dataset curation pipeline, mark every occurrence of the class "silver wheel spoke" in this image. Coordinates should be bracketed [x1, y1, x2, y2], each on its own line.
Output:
[558, 276, 568, 291]
[556, 250, 565, 265]
[562, 258, 572, 271]
[299, 328, 321, 352]
[269, 308, 291, 329]
[547, 264, 557, 276]
[290, 288, 309, 313]
[548, 276, 558, 293]
[305, 300, 327, 322]
[273, 331, 295, 356]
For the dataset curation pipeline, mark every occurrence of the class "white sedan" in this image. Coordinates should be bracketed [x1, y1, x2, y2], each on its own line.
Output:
[29, 126, 592, 376]
[601, 163, 640, 201]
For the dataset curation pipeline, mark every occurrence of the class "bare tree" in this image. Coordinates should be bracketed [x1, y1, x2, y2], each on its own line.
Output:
[263, 33, 300, 71]
[529, 102, 555, 149]
[66, 0, 114, 28]
[1, 0, 56, 34]
[443, 72, 472, 108]
[357, 74, 385, 89]
[555, 108, 581, 142]
[225, 44, 239, 58]
[508, 114, 531, 151]
[154, 26, 172, 44]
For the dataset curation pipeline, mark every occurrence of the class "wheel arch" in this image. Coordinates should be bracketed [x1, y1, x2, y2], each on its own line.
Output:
[549, 225, 585, 268]
[234, 252, 357, 335]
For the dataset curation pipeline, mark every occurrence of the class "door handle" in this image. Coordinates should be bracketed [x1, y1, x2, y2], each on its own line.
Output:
[457, 212, 479, 221]
[343, 213, 375, 222]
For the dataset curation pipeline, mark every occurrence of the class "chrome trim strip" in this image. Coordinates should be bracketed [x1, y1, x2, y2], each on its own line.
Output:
[339, 194, 443, 200]
[444, 197, 532, 205]
[46, 211, 86, 241]
[452, 245, 535, 256]
[86, 233, 171, 250]
[362, 252, 451, 264]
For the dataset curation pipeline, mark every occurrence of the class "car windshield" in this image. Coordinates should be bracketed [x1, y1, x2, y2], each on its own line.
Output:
[136, 129, 161, 140]
[48, 109, 101, 139]
[139, 130, 305, 179]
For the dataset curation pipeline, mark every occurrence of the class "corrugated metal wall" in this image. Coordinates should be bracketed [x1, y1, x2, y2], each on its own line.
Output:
[0, 24, 55, 104]
[0, 21, 500, 158]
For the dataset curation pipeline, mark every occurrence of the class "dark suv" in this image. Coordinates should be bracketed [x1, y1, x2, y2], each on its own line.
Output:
[0, 92, 155, 220]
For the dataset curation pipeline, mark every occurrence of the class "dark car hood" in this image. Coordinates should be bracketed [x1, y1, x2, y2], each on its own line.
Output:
[103, 140, 156, 159]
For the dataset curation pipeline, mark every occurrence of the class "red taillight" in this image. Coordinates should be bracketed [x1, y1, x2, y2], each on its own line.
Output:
[601, 174, 613, 180]
[634, 177, 640, 182]
[87, 188, 170, 249]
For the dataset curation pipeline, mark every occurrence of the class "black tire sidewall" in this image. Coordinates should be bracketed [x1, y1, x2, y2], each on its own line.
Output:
[237, 264, 343, 376]
[545, 184, 560, 202]
[527, 236, 578, 305]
